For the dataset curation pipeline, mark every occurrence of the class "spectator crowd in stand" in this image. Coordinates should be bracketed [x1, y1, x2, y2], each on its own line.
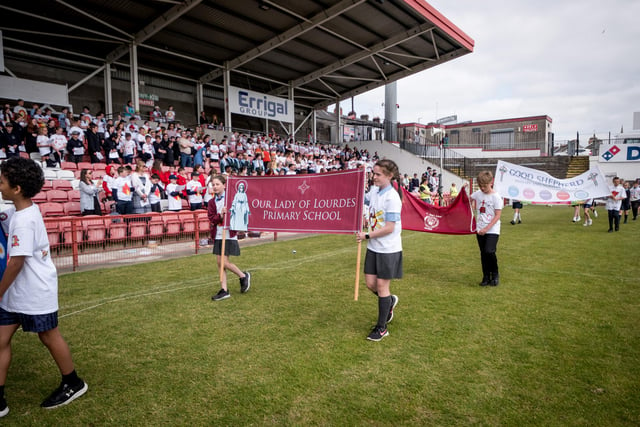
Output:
[0, 98, 447, 215]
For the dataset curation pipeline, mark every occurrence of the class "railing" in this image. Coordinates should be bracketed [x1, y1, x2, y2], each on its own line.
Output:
[43, 211, 272, 273]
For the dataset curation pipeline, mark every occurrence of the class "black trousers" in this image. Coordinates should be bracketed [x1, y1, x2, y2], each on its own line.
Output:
[476, 233, 499, 277]
[608, 209, 620, 230]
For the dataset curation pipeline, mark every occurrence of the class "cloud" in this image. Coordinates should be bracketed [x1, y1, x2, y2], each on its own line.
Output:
[350, 0, 640, 140]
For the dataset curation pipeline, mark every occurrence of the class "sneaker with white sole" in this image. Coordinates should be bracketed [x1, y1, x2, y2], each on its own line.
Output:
[387, 295, 399, 323]
[367, 326, 389, 342]
[0, 397, 8, 418]
[212, 289, 231, 301]
[41, 380, 88, 409]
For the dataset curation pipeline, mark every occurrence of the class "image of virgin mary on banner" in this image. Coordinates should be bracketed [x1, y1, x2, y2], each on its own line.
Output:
[225, 169, 366, 234]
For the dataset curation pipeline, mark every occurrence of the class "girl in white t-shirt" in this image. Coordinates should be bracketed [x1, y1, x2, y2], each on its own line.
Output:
[356, 159, 403, 342]
[470, 171, 503, 286]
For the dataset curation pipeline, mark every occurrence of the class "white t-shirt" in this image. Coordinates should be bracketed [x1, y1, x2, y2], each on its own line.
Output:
[37, 135, 51, 156]
[605, 184, 626, 210]
[366, 185, 402, 253]
[166, 183, 183, 211]
[471, 190, 503, 235]
[186, 180, 203, 204]
[0, 205, 59, 314]
[114, 175, 133, 201]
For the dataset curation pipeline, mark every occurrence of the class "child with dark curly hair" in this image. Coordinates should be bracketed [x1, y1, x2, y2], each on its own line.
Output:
[0, 157, 87, 418]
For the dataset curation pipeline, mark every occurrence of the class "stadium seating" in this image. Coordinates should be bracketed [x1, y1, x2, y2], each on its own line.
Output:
[161, 212, 181, 237]
[40, 203, 65, 217]
[127, 219, 148, 241]
[44, 221, 62, 251]
[61, 161, 77, 170]
[52, 179, 73, 191]
[82, 215, 107, 247]
[56, 169, 76, 180]
[179, 211, 196, 234]
[42, 179, 53, 190]
[46, 190, 68, 203]
[63, 201, 81, 216]
[33, 192, 47, 204]
[147, 213, 165, 241]
[43, 169, 58, 180]
[77, 162, 93, 171]
[67, 190, 80, 202]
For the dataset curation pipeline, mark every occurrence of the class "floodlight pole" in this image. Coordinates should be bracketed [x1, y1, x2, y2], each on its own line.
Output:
[438, 133, 444, 205]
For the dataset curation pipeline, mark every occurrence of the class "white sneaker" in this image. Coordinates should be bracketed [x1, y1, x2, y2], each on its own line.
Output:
[593, 210, 598, 218]
[583, 222, 589, 226]
[588, 219, 593, 226]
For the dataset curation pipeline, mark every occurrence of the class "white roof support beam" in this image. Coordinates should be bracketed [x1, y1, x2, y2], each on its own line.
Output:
[198, 0, 366, 84]
[291, 22, 434, 89]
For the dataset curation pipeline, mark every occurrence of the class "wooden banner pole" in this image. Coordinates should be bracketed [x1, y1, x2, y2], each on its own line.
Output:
[354, 240, 362, 301]
[219, 228, 226, 283]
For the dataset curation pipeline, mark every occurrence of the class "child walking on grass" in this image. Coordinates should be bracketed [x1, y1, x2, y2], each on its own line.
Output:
[208, 174, 251, 301]
[470, 170, 503, 286]
[0, 157, 88, 418]
[356, 159, 402, 342]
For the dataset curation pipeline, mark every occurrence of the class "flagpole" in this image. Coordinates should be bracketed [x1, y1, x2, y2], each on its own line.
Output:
[354, 240, 361, 301]
[219, 228, 226, 283]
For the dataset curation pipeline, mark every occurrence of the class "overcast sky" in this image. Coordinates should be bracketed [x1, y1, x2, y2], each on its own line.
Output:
[346, 0, 640, 141]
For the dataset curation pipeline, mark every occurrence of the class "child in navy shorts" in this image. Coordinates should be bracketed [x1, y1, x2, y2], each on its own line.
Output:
[0, 157, 88, 418]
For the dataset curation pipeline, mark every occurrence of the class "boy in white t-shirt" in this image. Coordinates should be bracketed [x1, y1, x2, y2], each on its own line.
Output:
[0, 158, 87, 417]
[185, 172, 203, 210]
[470, 171, 503, 286]
[165, 174, 183, 212]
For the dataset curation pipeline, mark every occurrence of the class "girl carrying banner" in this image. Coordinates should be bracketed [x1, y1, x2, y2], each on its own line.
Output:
[356, 159, 402, 342]
[208, 175, 251, 301]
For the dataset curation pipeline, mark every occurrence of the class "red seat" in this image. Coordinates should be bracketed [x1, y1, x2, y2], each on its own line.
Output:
[67, 190, 80, 202]
[61, 161, 77, 170]
[39, 202, 65, 217]
[128, 220, 147, 241]
[63, 201, 81, 216]
[161, 212, 181, 237]
[82, 215, 107, 246]
[33, 191, 48, 204]
[105, 217, 127, 242]
[59, 217, 83, 246]
[44, 220, 62, 250]
[179, 211, 196, 233]
[147, 213, 165, 240]
[77, 162, 93, 171]
[46, 190, 69, 203]
[42, 180, 54, 190]
[196, 211, 210, 234]
[52, 179, 73, 191]
[92, 163, 107, 173]
[181, 199, 190, 210]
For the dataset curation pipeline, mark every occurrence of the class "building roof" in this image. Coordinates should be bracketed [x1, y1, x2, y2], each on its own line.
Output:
[1, 0, 473, 112]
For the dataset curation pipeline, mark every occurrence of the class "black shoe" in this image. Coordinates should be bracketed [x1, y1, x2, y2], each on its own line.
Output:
[0, 397, 8, 418]
[240, 271, 251, 293]
[212, 289, 230, 301]
[41, 380, 88, 409]
[510, 220, 515, 225]
[490, 273, 500, 286]
[366, 326, 388, 342]
[518, 220, 522, 224]
[615, 226, 619, 231]
[387, 295, 399, 323]
[608, 229, 613, 233]
[479, 274, 491, 286]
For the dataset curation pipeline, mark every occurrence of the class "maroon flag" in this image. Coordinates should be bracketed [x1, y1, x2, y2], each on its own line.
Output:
[225, 169, 365, 234]
[401, 187, 476, 235]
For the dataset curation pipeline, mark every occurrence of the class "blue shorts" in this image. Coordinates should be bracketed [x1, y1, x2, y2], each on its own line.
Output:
[0, 307, 59, 333]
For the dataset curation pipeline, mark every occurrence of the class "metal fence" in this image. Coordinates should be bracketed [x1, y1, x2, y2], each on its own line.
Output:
[43, 212, 273, 273]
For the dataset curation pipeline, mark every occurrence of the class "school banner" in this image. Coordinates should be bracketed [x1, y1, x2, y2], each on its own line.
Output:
[493, 160, 611, 204]
[225, 169, 365, 234]
[401, 187, 476, 235]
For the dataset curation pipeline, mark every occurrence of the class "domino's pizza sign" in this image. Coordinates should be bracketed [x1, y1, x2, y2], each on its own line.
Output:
[600, 144, 640, 162]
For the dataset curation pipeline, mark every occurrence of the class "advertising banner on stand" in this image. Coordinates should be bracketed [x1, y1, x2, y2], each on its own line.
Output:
[228, 86, 294, 123]
[225, 169, 366, 234]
